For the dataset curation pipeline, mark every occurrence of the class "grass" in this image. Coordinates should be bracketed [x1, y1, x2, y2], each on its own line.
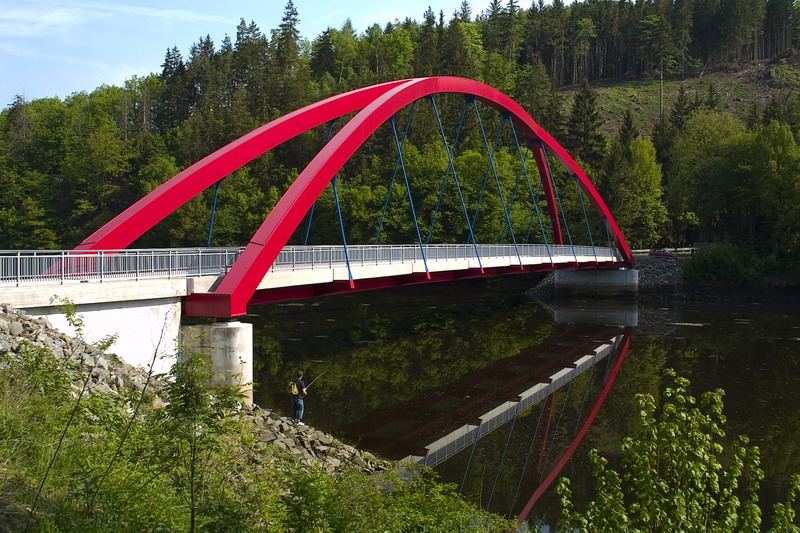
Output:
[559, 57, 784, 135]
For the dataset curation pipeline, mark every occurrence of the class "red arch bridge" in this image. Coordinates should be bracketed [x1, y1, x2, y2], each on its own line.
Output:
[0, 77, 636, 390]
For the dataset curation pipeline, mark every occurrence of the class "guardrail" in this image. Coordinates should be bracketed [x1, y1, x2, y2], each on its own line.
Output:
[0, 244, 620, 287]
[631, 247, 696, 255]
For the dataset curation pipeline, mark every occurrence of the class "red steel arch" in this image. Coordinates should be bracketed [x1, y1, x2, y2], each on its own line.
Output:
[75, 77, 634, 318]
[74, 79, 409, 250]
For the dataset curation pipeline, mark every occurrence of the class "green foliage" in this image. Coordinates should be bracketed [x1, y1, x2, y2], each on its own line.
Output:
[682, 243, 763, 287]
[606, 136, 667, 248]
[565, 82, 606, 169]
[557, 371, 799, 532]
[666, 110, 744, 244]
[282, 467, 515, 533]
[0, 324, 511, 531]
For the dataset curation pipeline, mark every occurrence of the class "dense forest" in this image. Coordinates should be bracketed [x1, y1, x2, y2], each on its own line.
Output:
[2, 0, 800, 271]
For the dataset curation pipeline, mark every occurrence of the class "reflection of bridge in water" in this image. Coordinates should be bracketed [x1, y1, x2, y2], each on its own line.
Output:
[340, 323, 632, 524]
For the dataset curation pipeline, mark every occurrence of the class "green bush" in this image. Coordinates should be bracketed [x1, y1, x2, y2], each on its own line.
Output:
[557, 371, 800, 532]
[0, 341, 513, 532]
[683, 243, 762, 287]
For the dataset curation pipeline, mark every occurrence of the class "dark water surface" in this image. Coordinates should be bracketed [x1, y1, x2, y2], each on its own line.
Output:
[249, 275, 800, 528]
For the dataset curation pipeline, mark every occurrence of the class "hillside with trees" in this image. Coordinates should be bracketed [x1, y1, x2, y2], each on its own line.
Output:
[1, 0, 799, 275]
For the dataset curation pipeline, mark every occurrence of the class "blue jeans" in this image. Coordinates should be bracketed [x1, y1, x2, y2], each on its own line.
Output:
[292, 398, 304, 420]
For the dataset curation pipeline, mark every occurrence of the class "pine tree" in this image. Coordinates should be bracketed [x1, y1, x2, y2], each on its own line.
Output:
[157, 47, 189, 130]
[672, 0, 694, 78]
[618, 109, 639, 153]
[565, 81, 605, 168]
[763, 97, 784, 125]
[414, 8, 439, 77]
[311, 28, 336, 79]
[704, 82, 721, 110]
[651, 115, 675, 169]
[669, 85, 695, 130]
[276, 0, 301, 70]
[502, 0, 521, 64]
[458, 1, 472, 22]
[483, 0, 504, 53]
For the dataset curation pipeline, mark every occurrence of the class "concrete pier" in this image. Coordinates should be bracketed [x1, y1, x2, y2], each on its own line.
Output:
[554, 269, 638, 297]
[181, 321, 253, 405]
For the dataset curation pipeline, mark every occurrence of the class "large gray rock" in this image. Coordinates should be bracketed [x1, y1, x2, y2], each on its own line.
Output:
[7, 321, 23, 337]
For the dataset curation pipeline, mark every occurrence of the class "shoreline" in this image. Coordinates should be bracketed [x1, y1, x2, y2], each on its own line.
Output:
[530, 255, 800, 305]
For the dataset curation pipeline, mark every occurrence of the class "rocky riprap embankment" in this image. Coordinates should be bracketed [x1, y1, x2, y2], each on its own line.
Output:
[634, 255, 684, 300]
[243, 408, 388, 474]
[0, 303, 158, 399]
[0, 303, 388, 475]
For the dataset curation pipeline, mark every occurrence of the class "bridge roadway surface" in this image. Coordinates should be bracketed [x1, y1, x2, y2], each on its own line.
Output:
[0, 243, 621, 307]
[0, 243, 623, 374]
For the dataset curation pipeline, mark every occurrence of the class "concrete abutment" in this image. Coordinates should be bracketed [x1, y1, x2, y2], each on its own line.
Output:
[554, 269, 639, 297]
[180, 321, 254, 405]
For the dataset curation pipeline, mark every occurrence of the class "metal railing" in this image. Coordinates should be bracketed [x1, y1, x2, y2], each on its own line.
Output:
[631, 247, 696, 255]
[0, 244, 620, 287]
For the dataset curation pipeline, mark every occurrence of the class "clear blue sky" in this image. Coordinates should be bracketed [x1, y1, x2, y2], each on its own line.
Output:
[0, 0, 534, 109]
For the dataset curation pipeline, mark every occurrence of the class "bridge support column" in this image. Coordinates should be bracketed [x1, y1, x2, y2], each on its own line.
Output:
[181, 321, 253, 405]
[554, 269, 638, 298]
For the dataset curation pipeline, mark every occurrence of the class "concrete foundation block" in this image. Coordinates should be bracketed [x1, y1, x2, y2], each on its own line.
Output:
[554, 269, 638, 297]
[181, 321, 253, 405]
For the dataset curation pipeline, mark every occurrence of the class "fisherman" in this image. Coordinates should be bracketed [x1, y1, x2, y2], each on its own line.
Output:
[290, 370, 307, 425]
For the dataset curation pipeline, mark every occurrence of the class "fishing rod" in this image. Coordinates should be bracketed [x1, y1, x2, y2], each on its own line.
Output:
[305, 370, 327, 390]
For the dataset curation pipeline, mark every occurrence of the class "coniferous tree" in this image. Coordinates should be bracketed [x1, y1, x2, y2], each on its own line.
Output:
[457, 1, 472, 22]
[763, 97, 784, 125]
[651, 115, 675, 169]
[502, 0, 522, 64]
[482, 0, 504, 53]
[157, 47, 189, 130]
[274, 0, 310, 117]
[414, 8, 439, 77]
[618, 109, 639, 153]
[669, 85, 695, 130]
[672, 0, 694, 78]
[311, 28, 336, 79]
[276, 0, 301, 71]
[704, 82, 721, 110]
[565, 81, 605, 168]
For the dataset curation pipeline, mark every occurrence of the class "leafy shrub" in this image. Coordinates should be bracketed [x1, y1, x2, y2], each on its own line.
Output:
[1, 337, 513, 532]
[683, 243, 762, 287]
[557, 371, 800, 532]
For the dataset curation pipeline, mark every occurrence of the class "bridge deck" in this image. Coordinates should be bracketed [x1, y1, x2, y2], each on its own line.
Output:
[0, 244, 623, 309]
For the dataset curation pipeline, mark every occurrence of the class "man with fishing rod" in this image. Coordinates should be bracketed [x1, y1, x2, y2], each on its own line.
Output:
[289, 370, 326, 426]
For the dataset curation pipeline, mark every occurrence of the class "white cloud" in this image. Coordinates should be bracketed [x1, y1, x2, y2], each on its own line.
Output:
[0, 5, 102, 37]
[0, 1, 236, 40]
[79, 2, 236, 26]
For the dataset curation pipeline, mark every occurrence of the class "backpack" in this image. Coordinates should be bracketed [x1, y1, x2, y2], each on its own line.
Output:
[287, 380, 299, 396]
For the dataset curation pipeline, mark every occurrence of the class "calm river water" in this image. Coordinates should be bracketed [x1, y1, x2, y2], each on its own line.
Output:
[249, 275, 800, 528]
